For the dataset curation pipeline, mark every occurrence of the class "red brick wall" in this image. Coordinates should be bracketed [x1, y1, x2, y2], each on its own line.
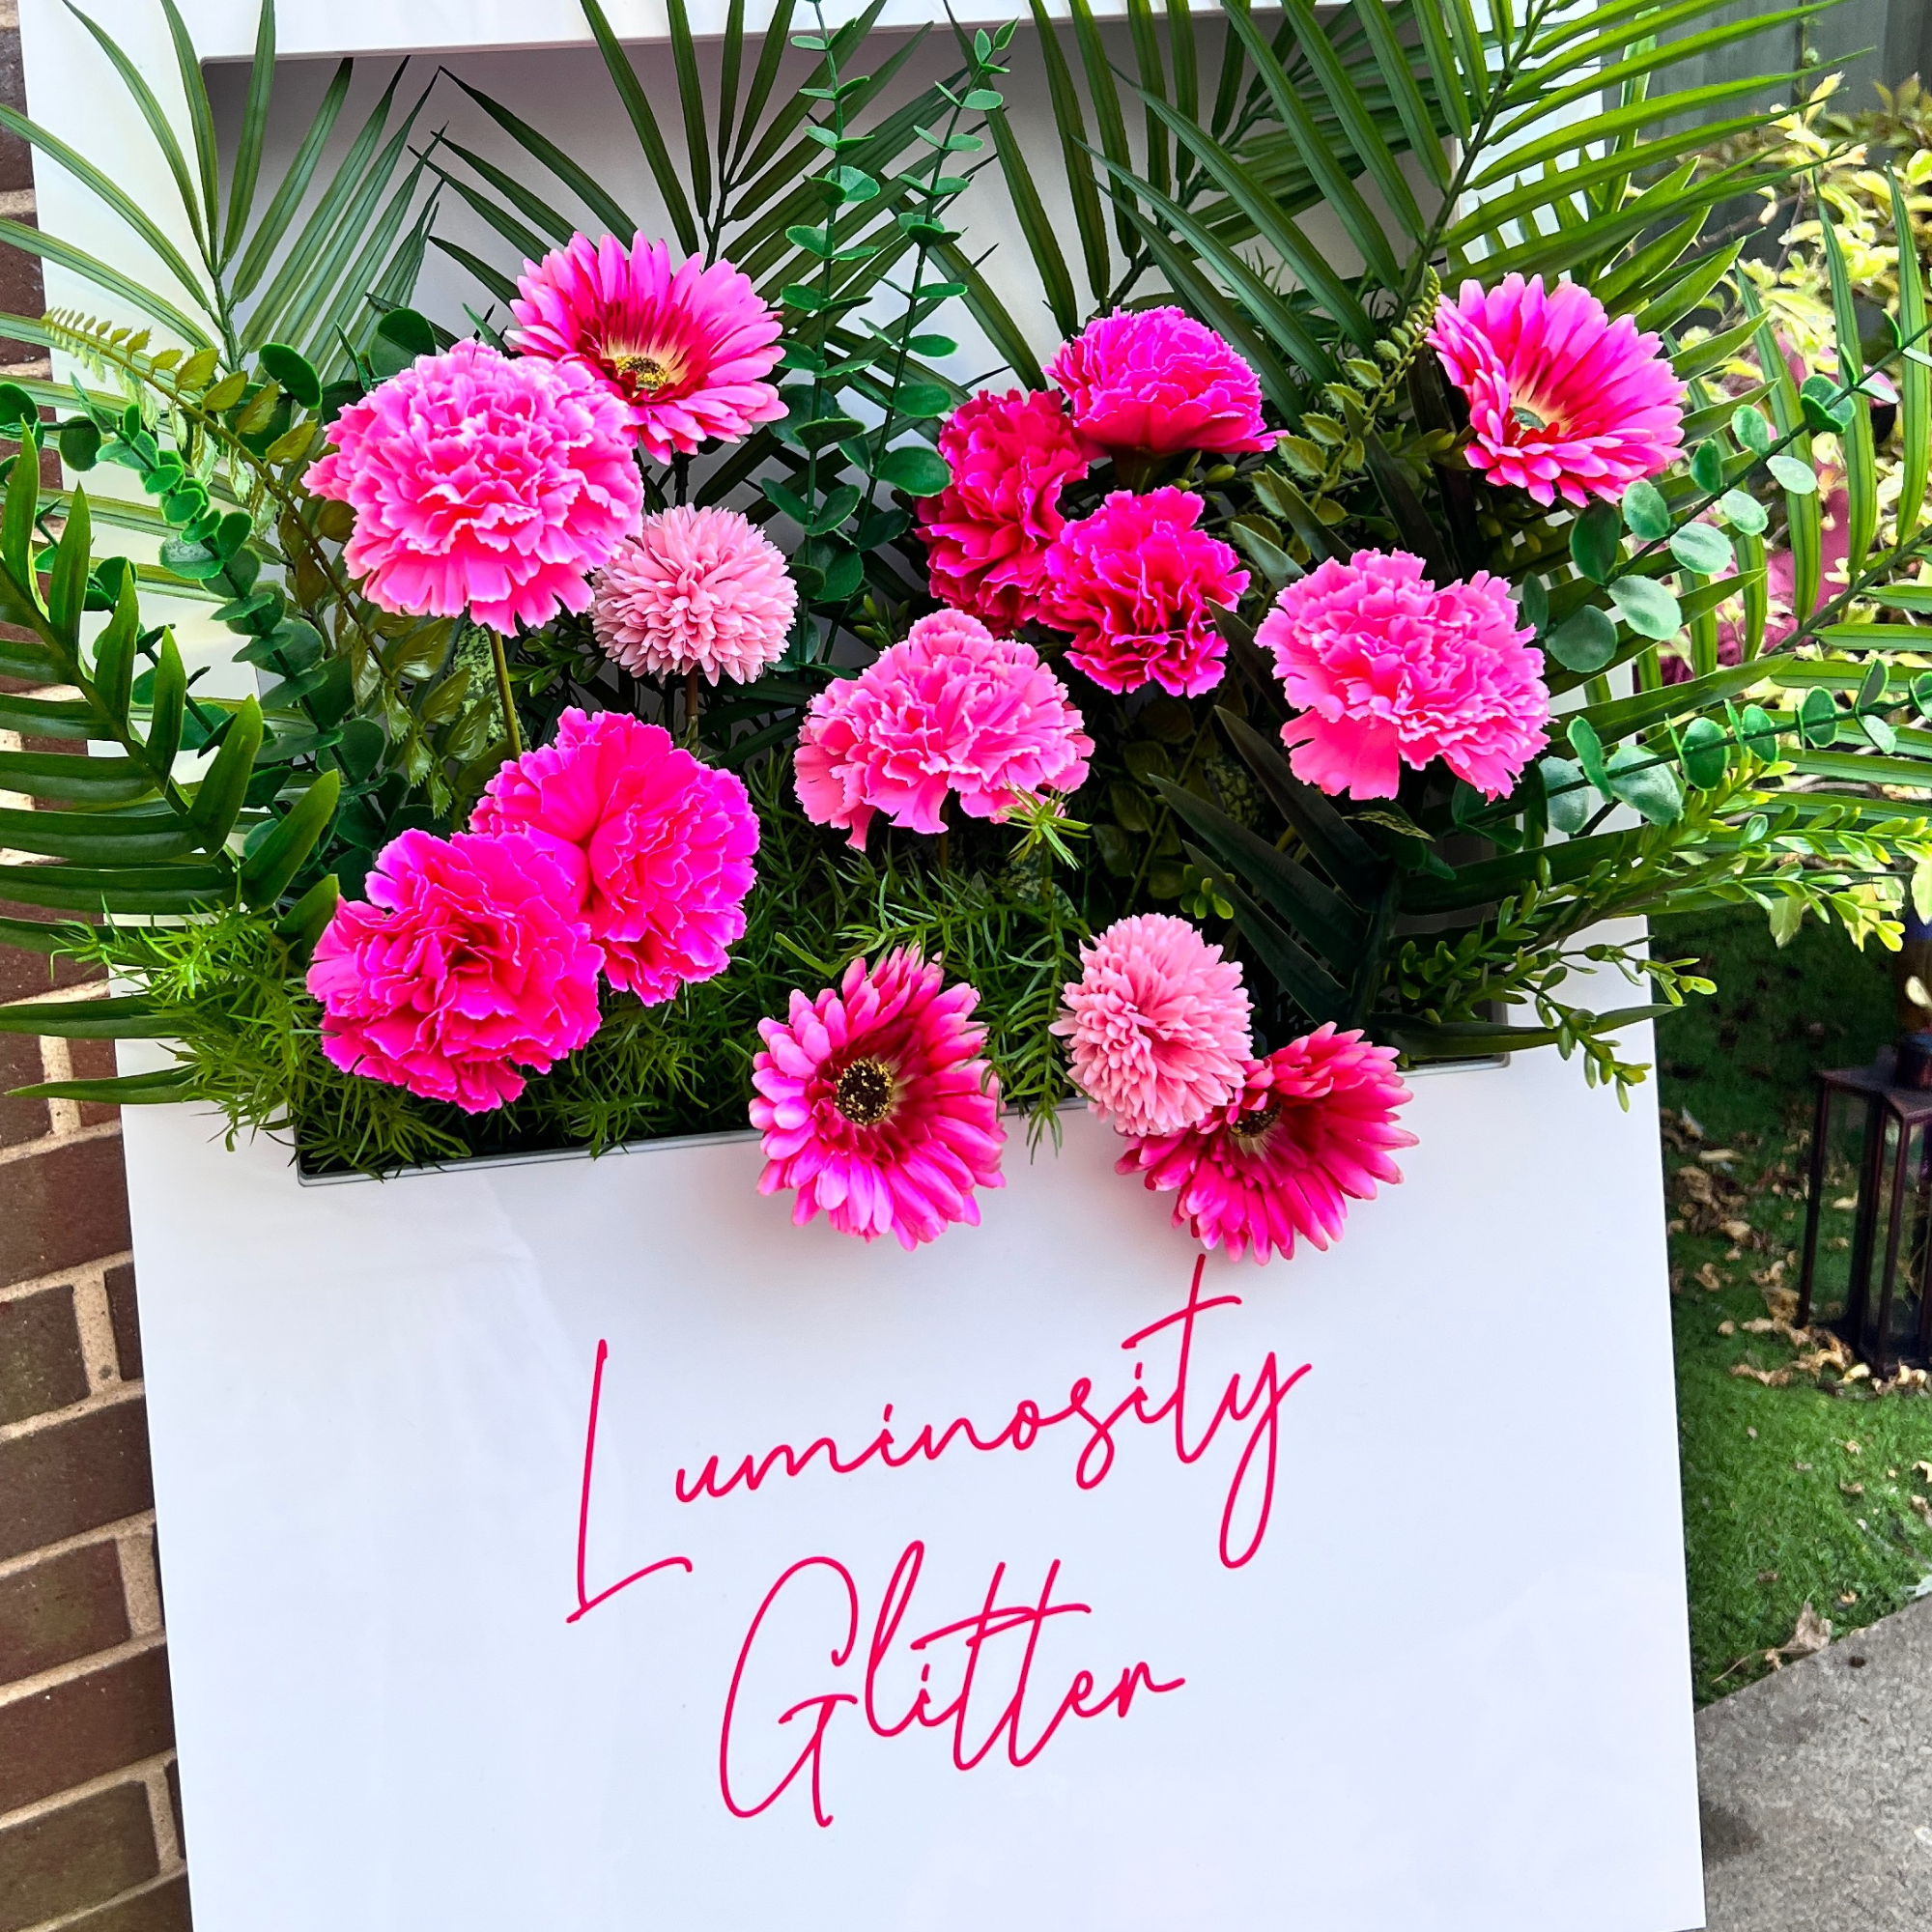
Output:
[0, 2, 191, 1923]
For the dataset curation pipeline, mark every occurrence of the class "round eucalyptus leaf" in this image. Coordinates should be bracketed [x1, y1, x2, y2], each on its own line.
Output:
[1680, 715, 1729, 789]
[1861, 711, 1898, 753]
[1607, 574, 1683, 640]
[1913, 671, 1932, 721]
[1605, 742, 1684, 825]
[1739, 703, 1779, 760]
[1571, 499, 1623, 583]
[1548, 604, 1617, 672]
[1732, 404, 1773, 456]
[1717, 488, 1769, 535]
[1620, 478, 1670, 541]
[1668, 522, 1734, 577]
[58, 418, 100, 472]
[1517, 573, 1549, 635]
[1539, 754, 1593, 836]
[875, 443, 951, 495]
[1768, 452, 1818, 496]
[257, 342, 322, 411]
[1690, 440, 1726, 494]
[1858, 660, 1889, 712]
[1800, 686, 1840, 747]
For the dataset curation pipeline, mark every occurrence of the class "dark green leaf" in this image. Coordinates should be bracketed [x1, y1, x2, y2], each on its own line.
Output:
[1571, 500, 1621, 582]
[1541, 755, 1591, 834]
[1680, 715, 1728, 788]
[1621, 479, 1669, 541]
[257, 342, 322, 410]
[874, 443, 950, 495]
[1548, 605, 1617, 673]
[1605, 742, 1682, 824]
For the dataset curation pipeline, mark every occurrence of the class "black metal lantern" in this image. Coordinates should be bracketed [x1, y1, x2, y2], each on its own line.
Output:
[1797, 1033, 1932, 1375]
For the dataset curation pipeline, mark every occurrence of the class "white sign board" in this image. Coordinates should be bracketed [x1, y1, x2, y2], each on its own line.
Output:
[120, 1038, 1704, 1931]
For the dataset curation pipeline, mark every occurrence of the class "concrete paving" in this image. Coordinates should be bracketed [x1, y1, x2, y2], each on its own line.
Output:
[1695, 1594, 1932, 1928]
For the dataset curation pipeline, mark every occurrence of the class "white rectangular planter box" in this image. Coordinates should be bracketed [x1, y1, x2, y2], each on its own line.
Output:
[119, 1034, 1704, 1931]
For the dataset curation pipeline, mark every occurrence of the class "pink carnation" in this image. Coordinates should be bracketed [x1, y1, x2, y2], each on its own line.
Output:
[510, 232, 786, 465]
[1116, 1027, 1416, 1264]
[1047, 306, 1275, 456]
[591, 506, 797, 685]
[750, 949, 1005, 1250]
[1043, 488, 1248, 696]
[793, 609, 1094, 845]
[472, 707, 759, 1004]
[304, 341, 641, 634]
[914, 387, 1094, 633]
[1260, 550, 1548, 801]
[1053, 913, 1252, 1137]
[305, 829, 604, 1115]
[1429, 273, 1686, 508]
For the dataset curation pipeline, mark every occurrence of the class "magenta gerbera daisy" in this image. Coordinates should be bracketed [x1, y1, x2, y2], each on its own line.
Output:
[471, 707, 759, 1004]
[793, 608, 1094, 845]
[1116, 1027, 1416, 1264]
[1259, 549, 1548, 801]
[1053, 913, 1253, 1138]
[750, 950, 1006, 1250]
[1428, 273, 1686, 508]
[510, 232, 786, 464]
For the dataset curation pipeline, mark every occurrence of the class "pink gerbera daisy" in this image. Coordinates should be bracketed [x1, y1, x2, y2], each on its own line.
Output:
[1116, 1027, 1416, 1264]
[304, 341, 641, 633]
[1048, 306, 1275, 456]
[750, 949, 1005, 1250]
[591, 505, 797, 685]
[306, 829, 605, 1114]
[915, 387, 1094, 633]
[1053, 913, 1253, 1137]
[1260, 549, 1548, 801]
[1042, 488, 1248, 697]
[472, 707, 759, 1004]
[793, 608, 1094, 845]
[1428, 273, 1686, 507]
[510, 233, 786, 465]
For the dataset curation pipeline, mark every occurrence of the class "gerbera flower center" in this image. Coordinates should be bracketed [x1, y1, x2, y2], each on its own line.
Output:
[834, 1057, 896, 1126]
[1509, 386, 1564, 436]
[1226, 1100, 1281, 1146]
[608, 345, 687, 400]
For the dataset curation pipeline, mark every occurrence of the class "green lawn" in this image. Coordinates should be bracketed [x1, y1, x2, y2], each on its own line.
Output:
[1653, 904, 1932, 1700]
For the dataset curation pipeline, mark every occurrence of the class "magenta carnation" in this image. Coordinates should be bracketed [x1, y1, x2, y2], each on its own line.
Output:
[510, 233, 786, 464]
[591, 506, 797, 685]
[471, 708, 758, 1004]
[1053, 913, 1253, 1138]
[914, 387, 1094, 632]
[304, 342, 641, 633]
[1116, 1027, 1416, 1264]
[1260, 550, 1548, 801]
[793, 609, 1094, 845]
[1043, 487, 1248, 696]
[1047, 306, 1275, 456]
[1429, 273, 1686, 508]
[305, 829, 604, 1115]
[750, 949, 1005, 1250]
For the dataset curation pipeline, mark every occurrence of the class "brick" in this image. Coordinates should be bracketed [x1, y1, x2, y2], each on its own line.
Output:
[69, 1874, 192, 1932]
[0, 1539, 129, 1682]
[0, 221, 41, 333]
[0, 1282, 86, 1423]
[105, 1262, 141, 1382]
[0, 1645, 175, 1814]
[0, 1397, 153, 1562]
[0, 1779, 157, 1932]
[0, 908, 103, 1002]
[73, 1035, 123, 1126]
[0, 1027, 44, 1146]
[164, 1757, 183, 1861]
[0, 1131, 129, 1289]
[0, 34, 29, 196]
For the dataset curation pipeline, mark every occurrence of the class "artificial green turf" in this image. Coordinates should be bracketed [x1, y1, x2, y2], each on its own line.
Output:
[1653, 904, 1932, 1700]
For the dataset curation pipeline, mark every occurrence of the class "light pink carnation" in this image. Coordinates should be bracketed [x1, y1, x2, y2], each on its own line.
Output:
[1261, 550, 1548, 801]
[591, 506, 797, 685]
[472, 707, 758, 1004]
[1043, 488, 1248, 696]
[1116, 1027, 1416, 1264]
[750, 949, 1005, 1250]
[1048, 306, 1275, 455]
[1429, 273, 1686, 508]
[510, 233, 786, 464]
[793, 609, 1094, 845]
[914, 387, 1094, 632]
[304, 341, 641, 633]
[1053, 913, 1253, 1138]
[306, 829, 604, 1115]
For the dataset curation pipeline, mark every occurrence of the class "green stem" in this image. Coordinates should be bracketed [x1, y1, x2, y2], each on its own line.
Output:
[490, 629, 523, 757]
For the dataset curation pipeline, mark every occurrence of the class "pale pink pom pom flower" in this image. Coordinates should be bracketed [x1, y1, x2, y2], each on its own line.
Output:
[750, 949, 1006, 1250]
[1116, 1027, 1416, 1264]
[1428, 273, 1686, 508]
[472, 707, 759, 1005]
[793, 609, 1094, 845]
[305, 342, 642, 633]
[1260, 549, 1548, 801]
[1054, 913, 1253, 1138]
[510, 233, 786, 464]
[1048, 306, 1276, 456]
[1043, 487, 1248, 697]
[592, 505, 797, 685]
[306, 829, 605, 1115]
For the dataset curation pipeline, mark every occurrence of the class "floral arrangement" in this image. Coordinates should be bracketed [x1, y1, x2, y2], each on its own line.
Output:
[6, 0, 1932, 1271]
